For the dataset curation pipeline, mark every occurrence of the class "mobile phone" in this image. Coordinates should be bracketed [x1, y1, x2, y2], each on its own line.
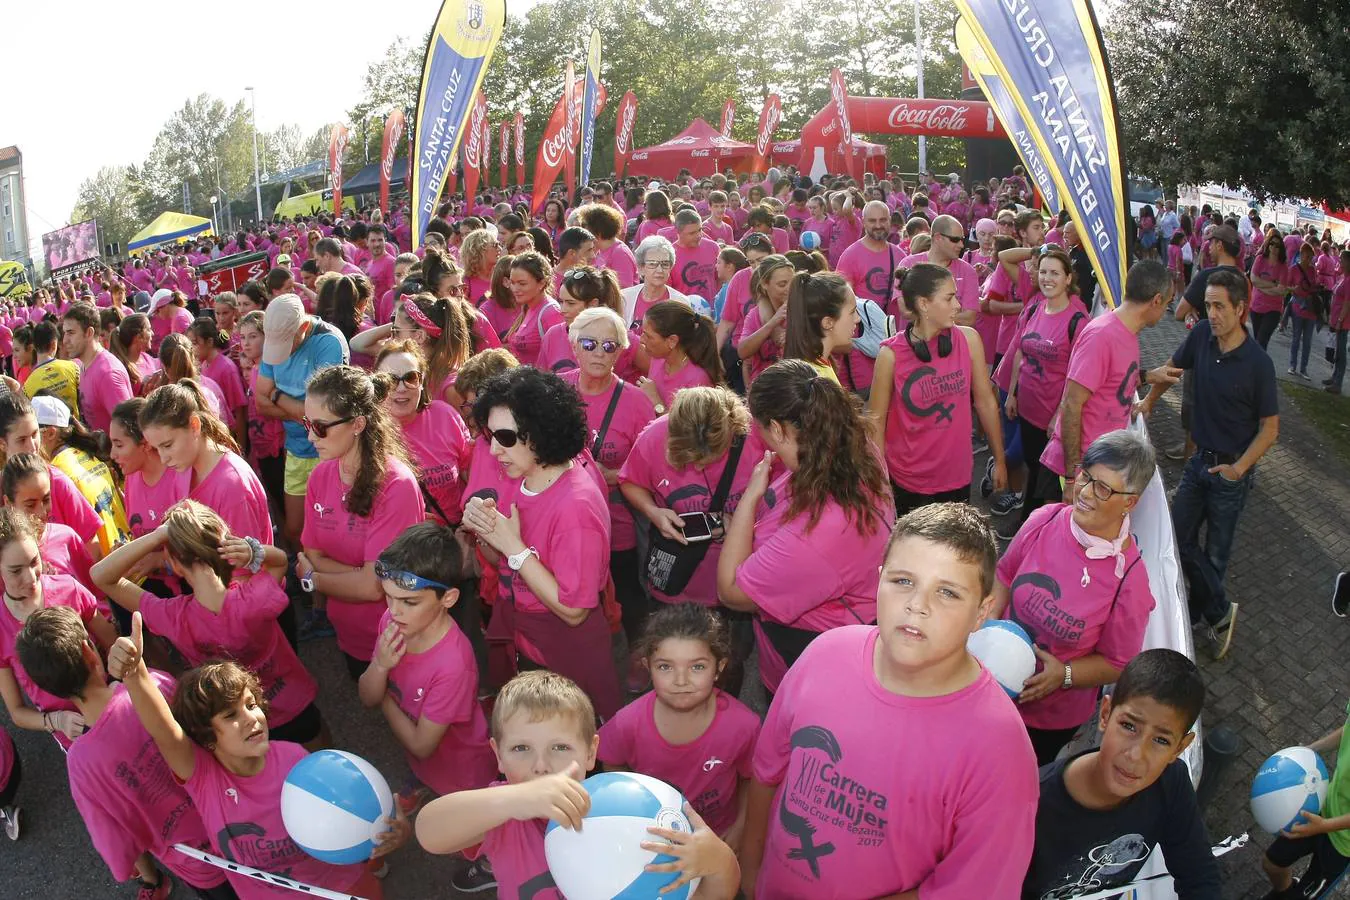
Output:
[679, 511, 715, 543]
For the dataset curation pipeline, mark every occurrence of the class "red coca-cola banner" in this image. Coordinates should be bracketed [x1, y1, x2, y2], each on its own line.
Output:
[328, 124, 350, 215]
[562, 59, 578, 198]
[462, 92, 487, 202]
[379, 110, 405, 215]
[480, 114, 491, 189]
[614, 90, 638, 177]
[499, 122, 509, 189]
[751, 93, 782, 174]
[530, 79, 608, 214]
[719, 99, 735, 138]
[513, 112, 525, 185]
[828, 69, 860, 180]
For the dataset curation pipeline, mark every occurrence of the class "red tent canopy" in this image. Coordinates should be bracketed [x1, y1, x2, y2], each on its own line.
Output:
[628, 118, 755, 180]
[770, 137, 888, 177]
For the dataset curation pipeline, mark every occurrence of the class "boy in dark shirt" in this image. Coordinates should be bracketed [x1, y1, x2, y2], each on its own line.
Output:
[1024, 649, 1220, 899]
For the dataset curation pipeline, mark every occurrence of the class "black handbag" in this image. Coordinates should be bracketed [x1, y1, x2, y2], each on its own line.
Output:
[646, 435, 746, 595]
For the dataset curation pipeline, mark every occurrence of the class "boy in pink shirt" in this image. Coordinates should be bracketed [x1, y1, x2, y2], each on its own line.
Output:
[16, 606, 229, 899]
[740, 503, 1038, 899]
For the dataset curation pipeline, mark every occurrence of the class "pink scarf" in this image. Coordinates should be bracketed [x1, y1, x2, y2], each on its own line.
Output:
[1069, 511, 1130, 581]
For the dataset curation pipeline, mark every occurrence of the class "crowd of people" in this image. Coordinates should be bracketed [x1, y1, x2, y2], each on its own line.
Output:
[0, 160, 1341, 900]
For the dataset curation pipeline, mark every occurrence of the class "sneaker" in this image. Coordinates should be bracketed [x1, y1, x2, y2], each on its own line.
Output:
[1164, 442, 1187, 460]
[1326, 385, 1342, 395]
[989, 491, 1023, 517]
[1287, 367, 1297, 376]
[368, 859, 390, 880]
[297, 608, 335, 642]
[1212, 603, 1239, 660]
[972, 435, 989, 454]
[1324, 377, 1335, 385]
[1, 806, 18, 840]
[1334, 572, 1350, 618]
[979, 457, 996, 498]
[994, 513, 1023, 541]
[452, 859, 497, 894]
[136, 873, 173, 900]
[1298, 371, 1312, 381]
[397, 786, 432, 818]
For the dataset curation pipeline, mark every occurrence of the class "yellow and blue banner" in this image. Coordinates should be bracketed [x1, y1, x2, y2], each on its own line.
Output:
[579, 28, 602, 189]
[952, 0, 1129, 308]
[0, 261, 31, 299]
[410, 0, 506, 249]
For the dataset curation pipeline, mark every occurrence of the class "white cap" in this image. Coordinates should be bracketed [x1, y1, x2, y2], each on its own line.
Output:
[148, 288, 176, 315]
[31, 395, 71, 428]
[262, 294, 307, 365]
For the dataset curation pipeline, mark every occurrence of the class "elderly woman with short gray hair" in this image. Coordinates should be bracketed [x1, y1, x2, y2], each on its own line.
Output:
[621, 235, 690, 332]
[990, 428, 1159, 764]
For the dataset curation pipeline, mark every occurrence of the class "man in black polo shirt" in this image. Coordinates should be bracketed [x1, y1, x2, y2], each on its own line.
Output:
[1141, 269, 1279, 659]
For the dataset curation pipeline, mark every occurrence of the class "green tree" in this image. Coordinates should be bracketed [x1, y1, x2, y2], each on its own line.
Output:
[70, 166, 145, 253]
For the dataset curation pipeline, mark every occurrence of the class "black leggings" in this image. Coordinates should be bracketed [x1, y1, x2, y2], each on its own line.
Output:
[1017, 418, 1052, 526]
[343, 652, 369, 681]
[610, 548, 648, 644]
[891, 483, 972, 518]
[1252, 310, 1282, 350]
[0, 745, 19, 807]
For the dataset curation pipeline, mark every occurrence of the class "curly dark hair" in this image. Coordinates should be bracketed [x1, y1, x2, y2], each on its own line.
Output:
[471, 367, 587, 466]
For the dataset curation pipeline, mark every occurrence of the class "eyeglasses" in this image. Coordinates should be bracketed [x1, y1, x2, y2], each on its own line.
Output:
[375, 560, 450, 592]
[387, 370, 423, 388]
[578, 337, 620, 354]
[444, 283, 467, 299]
[644, 259, 674, 270]
[1075, 469, 1138, 502]
[564, 268, 596, 286]
[302, 414, 356, 438]
[483, 427, 522, 448]
[939, 231, 965, 243]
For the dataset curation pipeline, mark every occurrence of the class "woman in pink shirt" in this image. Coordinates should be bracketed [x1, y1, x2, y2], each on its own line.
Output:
[1285, 242, 1321, 379]
[110, 313, 161, 396]
[476, 254, 520, 342]
[718, 359, 895, 696]
[190, 317, 248, 448]
[147, 290, 193, 353]
[541, 198, 568, 249]
[236, 311, 286, 501]
[1249, 233, 1288, 350]
[502, 252, 562, 368]
[635, 191, 674, 245]
[300, 366, 425, 677]
[991, 429, 1156, 764]
[460, 229, 499, 306]
[736, 255, 795, 386]
[0, 394, 101, 551]
[108, 399, 186, 589]
[869, 263, 1007, 516]
[460, 367, 622, 720]
[537, 266, 627, 375]
[143, 334, 234, 429]
[637, 300, 724, 408]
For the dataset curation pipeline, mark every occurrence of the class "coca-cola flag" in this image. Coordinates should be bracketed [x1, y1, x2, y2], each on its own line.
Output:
[562, 59, 578, 199]
[719, 99, 735, 138]
[328, 124, 350, 215]
[499, 121, 509, 189]
[530, 78, 607, 214]
[751, 93, 782, 174]
[480, 113, 491, 187]
[513, 111, 525, 185]
[461, 91, 487, 202]
[614, 90, 638, 177]
[379, 110, 405, 215]
[828, 69, 861, 179]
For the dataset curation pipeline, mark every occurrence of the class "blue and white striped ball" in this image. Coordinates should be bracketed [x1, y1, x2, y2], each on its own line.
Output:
[281, 750, 393, 864]
[800, 230, 821, 251]
[545, 772, 700, 900]
[967, 619, 1036, 698]
[1251, 746, 1329, 834]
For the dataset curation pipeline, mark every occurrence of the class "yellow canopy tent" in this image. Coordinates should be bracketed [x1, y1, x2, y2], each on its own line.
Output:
[127, 212, 213, 255]
[274, 190, 356, 219]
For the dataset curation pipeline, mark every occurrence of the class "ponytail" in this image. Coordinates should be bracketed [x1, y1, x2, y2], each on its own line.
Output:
[747, 359, 888, 534]
[141, 380, 240, 455]
[189, 316, 230, 351]
[53, 417, 117, 476]
[783, 271, 851, 363]
[644, 301, 725, 386]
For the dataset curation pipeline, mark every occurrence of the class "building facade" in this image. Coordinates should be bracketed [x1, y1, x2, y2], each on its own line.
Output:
[0, 146, 33, 277]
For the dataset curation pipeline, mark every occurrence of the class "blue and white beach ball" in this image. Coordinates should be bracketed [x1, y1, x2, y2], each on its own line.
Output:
[1251, 746, 1329, 834]
[281, 750, 393, 864]
[967, 619, 1037, 698]
[800, 230, 821, 251]
[545, 771, 700, 900]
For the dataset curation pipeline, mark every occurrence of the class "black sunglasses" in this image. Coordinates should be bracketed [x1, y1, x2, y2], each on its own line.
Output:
[578, 337, 620, 354]
[483, 427, 522, 448]
[303, 414, 356, 439]
[387, 370, 423, 388]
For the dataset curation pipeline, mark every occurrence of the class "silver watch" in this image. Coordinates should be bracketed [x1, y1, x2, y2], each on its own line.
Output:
[506, 546, 538, 571]
[1062, 663, 1073, 690]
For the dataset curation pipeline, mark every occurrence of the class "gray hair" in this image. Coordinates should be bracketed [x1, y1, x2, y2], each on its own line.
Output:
[1081, 429, 1156, 495]
[673, 208, 702, 230]
[569, 307, 629, 349]
[634, 235, 675, 268]
[1124, 259, 1172, 304]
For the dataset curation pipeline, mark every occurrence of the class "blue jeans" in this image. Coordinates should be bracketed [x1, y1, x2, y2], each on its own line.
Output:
[1332, 329, 1347, 389]
[1289, 315, 1315, 373]
[1172, 452, 1252, 625]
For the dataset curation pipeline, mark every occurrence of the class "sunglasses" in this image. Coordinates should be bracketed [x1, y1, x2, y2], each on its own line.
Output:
[578, 337, 620, 354]
[939, 231, 965, 243]
[375, 560, 450, 592]
[302, 414, 356, 438]
[387, 370, 423, 388]
[483, 427, 522, 448]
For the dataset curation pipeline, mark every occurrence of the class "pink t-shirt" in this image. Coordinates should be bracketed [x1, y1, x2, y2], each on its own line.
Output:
[719, 266, 755, 332]
[189, 452, 272, 544]
[835, 240, 899, 307]
[1041, 312, 1140, 477]
[671, 237, 721, 300]
[364, 252, 397, 300]
[0, 575, 99, 722]
[703, 219, 734, 246]
[377, 610, 497, 795]
[151, 307, 194, 353]
[618, 419, 767, 606]
[636, 217, 673, 244]
[183, 741, 365, 899]
[477, 298, 519, 343]
[598, 689, 759, 835]
[880, 327, 976, 494]
[561, 373, 656, 551]
[302, 457, 425, 660]
[464, 784, 562, 900]
[246, 367, 286, 460]
[79, 349, 134, 433]
[68, 674, 222, 887]
[801, 217, 831, 256]
[736, 303, 784, 386]
[39, 522, 95, 594]
[506, 300, 562, 368]
[536, 322, 578, 374]
[897, 254, 981, 320]
[751, 625, 1038, 899]
[997, 504, 1154, 729]
[647, 356, 714, 406]
[50, 464, 101, 543]
[1006, 296, 1090, 431]
[827, 214, 862, 266]
[401, 400, 472, 524]
[736, 471, 893, 693]
[986, 262, 1035, 357]
[594, 241, 639, 289]
[139, 575, 318, 728]
[1249, 256, 1288, 315]
[466, 275, 494, 307]
[201, 352, 247, 417]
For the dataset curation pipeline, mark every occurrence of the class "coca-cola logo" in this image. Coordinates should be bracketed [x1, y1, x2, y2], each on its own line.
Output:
[632, 151, 649, 161]
[464, 102, 486, 167]
[541, 124, 568, 168]
[662, 136, 697, 146]
[756, 97, 782, 155]
[616, 100, 636, 154]
[381, 121, 404, 179]
[887, 102, 970, 133]
[514, 115, 524, 164]
[500, 125, 508, 164]
[772, 141, 794, 153]
[830, 75, 852, 145]
[692, 149, 709, 157]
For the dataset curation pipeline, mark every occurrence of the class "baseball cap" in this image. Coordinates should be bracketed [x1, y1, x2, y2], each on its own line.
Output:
[31, 395, 71, 428]
[148, 288, 175, 315]
[262, 293, 306, 365]
[276, 253, 292, 267]
[1209, 223, 1240, 245]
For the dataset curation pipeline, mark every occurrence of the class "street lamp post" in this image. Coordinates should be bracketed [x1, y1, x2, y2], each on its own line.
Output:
[246, 87, 263, 223]
[914, 0, 927, 174]
[209, 195, 219, 235]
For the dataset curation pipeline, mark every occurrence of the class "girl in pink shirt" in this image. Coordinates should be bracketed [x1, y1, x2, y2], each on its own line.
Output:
[144, 334, 235, 429]
[0, 393, 101, 548]
[736, 255, 794, 386]
[503, 252, 563, 368]
[537, 266, 628, 375]
[719, 360, 896, 695]
[300, 366, 426, 676]
[1249, 235, 1289, 349]
[237, 312, 286, 500]
[635, 191, 674, 245]
[190, 317, 248, 447]
[108, 619, 406, 900]
[2, 454, 97, 596]
[868, 264, 1007, 516]
[599, 603, 760, 841]
[91, 500, 325, 747]
[477, 255, 521, 342]
[638, 300, 723, 407]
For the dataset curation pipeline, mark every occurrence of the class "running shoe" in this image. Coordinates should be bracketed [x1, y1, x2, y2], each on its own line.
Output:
[136, 872, 173, 900]
[397, 786, 433, 818]
[1298, 371, 1312, 381]
[995, 513, 1023, 541]
[1212, 603, 1239, 660]
[1164, 443, 1187, 461]
[452, 859, 498, 894]
[972, 435, 989, 455]
[1287, 367, 1297, 376]
[1, 806, 18, 841]
[297, 608, 335, 642]
[1334, 572, 1349, 618]
[979, 457, 996, 498]
[989, 491, 1023, 517]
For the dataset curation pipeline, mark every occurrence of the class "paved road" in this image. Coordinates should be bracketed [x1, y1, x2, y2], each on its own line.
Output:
[3, 314, 1346, 899]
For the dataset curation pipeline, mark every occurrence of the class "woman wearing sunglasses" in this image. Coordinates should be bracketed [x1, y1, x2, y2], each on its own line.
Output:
[352, 289, 490, 405]
[419, 248, 503, 352]
[299, 365, 425, 678]
[376, 341, 470, 526]
[502, 251, 562, 369]
[560, 308, 657, 642]
[988, 429, 1157, 765]
[460, 366, 622, 720]
[537, 265, 628, 376]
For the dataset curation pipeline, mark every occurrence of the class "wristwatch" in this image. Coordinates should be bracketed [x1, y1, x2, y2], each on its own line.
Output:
[270, 387, 284, 405]
[653, 402, 667, 415]
[506, 546, 538, 571]
[1062, 663, 1074, 690]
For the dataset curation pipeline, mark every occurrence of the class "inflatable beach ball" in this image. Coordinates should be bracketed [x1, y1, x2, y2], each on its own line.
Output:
[545, 771, 700, 900]
[1251, 746, 1329, 834]
[800, 231, 821, 251]
[281, 749, 393, 864]
[967, 619, 1036, 698]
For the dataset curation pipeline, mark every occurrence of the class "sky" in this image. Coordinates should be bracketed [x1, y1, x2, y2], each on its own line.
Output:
[2, 0, 474, 263]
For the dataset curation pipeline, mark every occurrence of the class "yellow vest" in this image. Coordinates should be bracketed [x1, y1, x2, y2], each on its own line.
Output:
[50, 447, 130, 555]
[806, 358, 842, 385]
[24, 359, 82, 423]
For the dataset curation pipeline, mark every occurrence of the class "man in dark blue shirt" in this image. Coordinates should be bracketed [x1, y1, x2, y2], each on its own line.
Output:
[1141, 269, 1279, 659]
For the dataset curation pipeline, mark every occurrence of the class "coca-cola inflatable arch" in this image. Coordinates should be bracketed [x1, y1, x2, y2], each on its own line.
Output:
[796, 97, 1005, 178]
